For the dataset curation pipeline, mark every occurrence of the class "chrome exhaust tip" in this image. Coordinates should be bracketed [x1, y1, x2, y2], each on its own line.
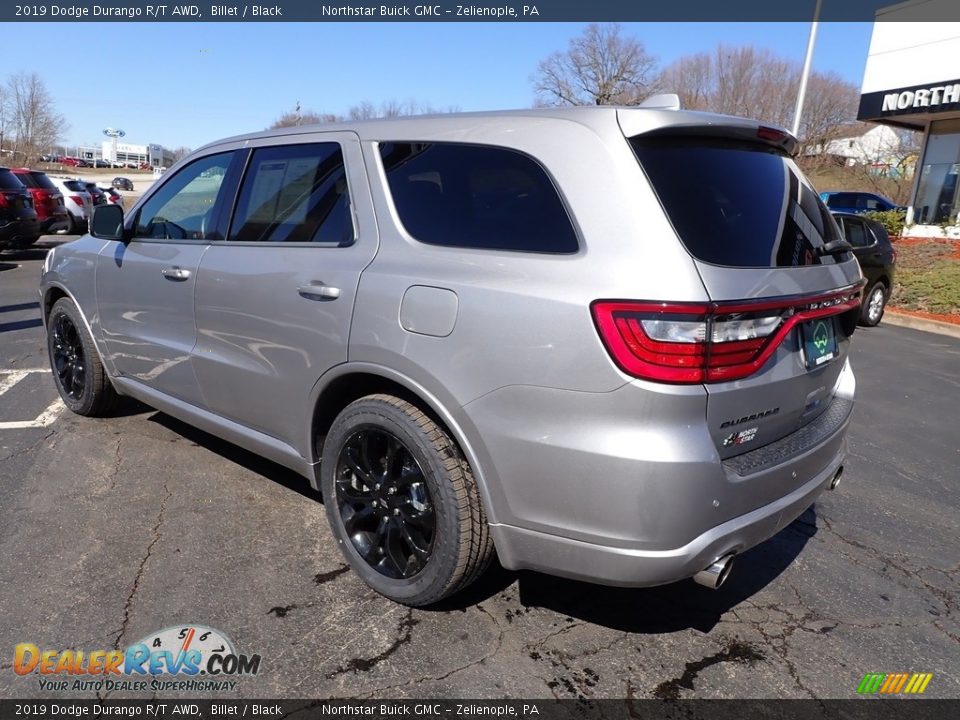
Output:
[829, 465, 843, 491]
[693, 554, 735, 589]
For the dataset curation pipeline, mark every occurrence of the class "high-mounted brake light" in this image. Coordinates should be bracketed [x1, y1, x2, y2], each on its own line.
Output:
[757, 126, 787, 142]
[592, 286, 863, 384]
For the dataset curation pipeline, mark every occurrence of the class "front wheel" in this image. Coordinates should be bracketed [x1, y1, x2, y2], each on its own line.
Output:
[860, 282, 887, 326]
[47, 297, 118, 416]
[320, 394, 494, 606]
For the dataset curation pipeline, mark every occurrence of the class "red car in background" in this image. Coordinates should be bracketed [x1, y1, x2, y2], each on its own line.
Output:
[12, 168, 69, 238]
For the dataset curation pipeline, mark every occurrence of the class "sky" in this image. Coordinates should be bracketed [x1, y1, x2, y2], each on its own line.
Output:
[7, 21, 874, 152]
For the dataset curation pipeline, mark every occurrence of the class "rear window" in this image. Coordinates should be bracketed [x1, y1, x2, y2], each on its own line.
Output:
[0, 169, 25, 190]
[17, 171, 57, 190]
[63, 180, 86, 192]
[379, 142, 578, 254]
[630, 136, 843, 267]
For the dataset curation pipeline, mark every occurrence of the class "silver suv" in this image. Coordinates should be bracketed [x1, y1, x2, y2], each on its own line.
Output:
[40, 106, 862, 606]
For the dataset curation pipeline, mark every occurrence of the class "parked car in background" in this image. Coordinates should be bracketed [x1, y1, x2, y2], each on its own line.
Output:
[81, 181, 108, 207]
[42, 107, 861, 606]
[820, 191, 904, 215]
[49, 177, 94, 234]
[831, 211, 897, 326]
[60, 157, 80, 167]
[112, 176, 134, 191]
[12, 168, 69, 238]
[0, 167, 39, 250]
[99, 187, 124, 207]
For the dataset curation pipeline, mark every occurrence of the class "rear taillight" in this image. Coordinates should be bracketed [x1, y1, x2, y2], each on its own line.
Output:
[69, 195, 84, 207]
[0, 193, 10, 208]
[592, 286, 863, 384]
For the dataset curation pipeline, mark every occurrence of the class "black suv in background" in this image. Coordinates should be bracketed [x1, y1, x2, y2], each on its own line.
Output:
[0, 167, 39, 251]
[832, 211, 897, 326]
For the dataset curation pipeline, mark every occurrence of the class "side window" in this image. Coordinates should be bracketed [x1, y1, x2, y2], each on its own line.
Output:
[863, 197, 881, 210]
[379, 142, 578, 253]
[842, 217, 870, 247]
[229, 143, 354, 245]
[135, 152, 233, 240]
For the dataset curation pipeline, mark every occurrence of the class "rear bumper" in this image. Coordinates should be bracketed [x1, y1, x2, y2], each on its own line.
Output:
[40, 214, 69, 234]
[491, 448, 843, 587]
[469, 360, 855, 587]
[0, 217, 40, 243]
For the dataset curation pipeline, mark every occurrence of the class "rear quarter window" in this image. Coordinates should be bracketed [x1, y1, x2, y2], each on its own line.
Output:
[0, 170, 25, 190]
[630, 136, 843, 267]
[379, 142, 578, 254]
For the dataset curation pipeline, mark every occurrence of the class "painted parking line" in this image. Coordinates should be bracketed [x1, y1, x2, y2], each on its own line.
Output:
[0, 368, 64, 429]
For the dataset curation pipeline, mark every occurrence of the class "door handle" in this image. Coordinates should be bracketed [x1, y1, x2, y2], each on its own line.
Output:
[161, 266, 191, 281]
[297, 283, 341, 301]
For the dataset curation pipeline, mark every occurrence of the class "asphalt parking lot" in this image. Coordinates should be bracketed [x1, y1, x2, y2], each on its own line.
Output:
[0, 237, 958, 700]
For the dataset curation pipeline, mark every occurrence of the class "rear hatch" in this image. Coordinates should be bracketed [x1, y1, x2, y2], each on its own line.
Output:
[14, 170, 66, 220]
[0, 168, 36, 222]
[609, 118, 862, 462]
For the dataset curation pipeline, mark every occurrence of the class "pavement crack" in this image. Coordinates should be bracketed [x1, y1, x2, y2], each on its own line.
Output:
[108, 436, 123, 492]
[326, 608, 420, 679]
[113, 482, 172, 650]
[314, 564, 350, 585]
[817, 513, 957, 614]
[0, 428, 56, 464]
[353, 605, 503, 696]
[652, 639, 764, 699]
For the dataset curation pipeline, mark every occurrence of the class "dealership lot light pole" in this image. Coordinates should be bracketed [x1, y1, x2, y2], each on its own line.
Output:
[792, 0, 824, 138]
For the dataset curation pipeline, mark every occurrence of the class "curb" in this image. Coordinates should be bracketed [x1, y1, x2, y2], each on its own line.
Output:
[882, 310, 960, 340]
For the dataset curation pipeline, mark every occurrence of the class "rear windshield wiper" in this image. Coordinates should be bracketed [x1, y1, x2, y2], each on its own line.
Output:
[818, 238, 852, 256]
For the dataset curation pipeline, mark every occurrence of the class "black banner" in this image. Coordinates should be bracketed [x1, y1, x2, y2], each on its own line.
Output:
[858, 79, 960, 123]
[0, 700, 958, 720]
[4, 0, 960, 23]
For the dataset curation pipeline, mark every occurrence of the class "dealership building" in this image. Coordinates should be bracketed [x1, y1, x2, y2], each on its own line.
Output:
[76, 140, 174, 168]
[858, 0, 960, 234]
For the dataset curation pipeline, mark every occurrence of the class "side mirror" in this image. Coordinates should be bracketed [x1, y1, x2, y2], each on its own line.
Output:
[91, 204, 126, 241]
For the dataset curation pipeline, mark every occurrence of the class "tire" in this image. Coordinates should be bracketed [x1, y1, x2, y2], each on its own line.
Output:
[860, 282, 887, 327]
[46, 297, 118, 416]
[62, 212, 77, 235]
[321, 394, 494, 606]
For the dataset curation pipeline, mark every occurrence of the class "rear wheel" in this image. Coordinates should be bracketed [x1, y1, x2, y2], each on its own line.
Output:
[321, 394, 494, 606]
[860, 282, 887, 326]
[61, 212, 77, 235]
[47, 297, 118, 416]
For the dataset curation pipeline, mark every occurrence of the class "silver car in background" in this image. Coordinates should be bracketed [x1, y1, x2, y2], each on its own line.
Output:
[49, 176, 94, 234]
[40, 105, 862, 606]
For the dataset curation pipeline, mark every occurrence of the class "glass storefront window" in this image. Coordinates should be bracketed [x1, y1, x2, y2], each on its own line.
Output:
[914, 119, 960, 225]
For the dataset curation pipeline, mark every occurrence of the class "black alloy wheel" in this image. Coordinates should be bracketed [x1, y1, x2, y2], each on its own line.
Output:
[321, 394, 494, 606]
[46, 297, 118, 416]
[334, 427, 435, 579]
[50, 312, 86, 402]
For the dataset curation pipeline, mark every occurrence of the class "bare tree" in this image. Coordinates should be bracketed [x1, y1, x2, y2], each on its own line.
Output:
[270, 100, 457, 129]
[532, 23, 659, 106]
[656, 45, 860, 155]
[7, 73, 65, 164]
[794, 70, 861, 156]
[657, 52, 712, 111]
[171, 146, 192, 162]
[268, 109, 340, 129]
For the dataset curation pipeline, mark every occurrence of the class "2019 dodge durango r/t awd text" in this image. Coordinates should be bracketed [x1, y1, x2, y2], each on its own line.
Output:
[40, 104, 861, 606]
